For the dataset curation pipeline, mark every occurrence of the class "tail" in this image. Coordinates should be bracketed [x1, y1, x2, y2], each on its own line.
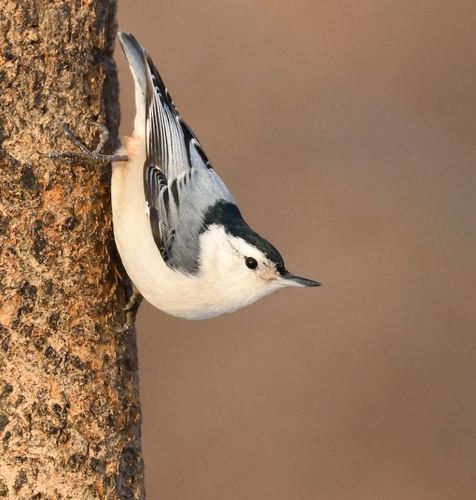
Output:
[118, 32, 147, 138]
[118, 32, 213, 178]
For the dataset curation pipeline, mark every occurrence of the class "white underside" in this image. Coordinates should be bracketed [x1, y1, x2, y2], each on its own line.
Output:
[114, 42, 284, 319]
[111, 145, 279, 319]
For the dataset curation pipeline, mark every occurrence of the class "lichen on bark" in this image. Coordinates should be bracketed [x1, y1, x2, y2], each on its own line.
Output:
[0, 1, 144, 498]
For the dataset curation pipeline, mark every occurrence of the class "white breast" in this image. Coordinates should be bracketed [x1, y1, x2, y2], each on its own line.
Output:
[111, 145, 187, 316]
[111, 145, 268, 319]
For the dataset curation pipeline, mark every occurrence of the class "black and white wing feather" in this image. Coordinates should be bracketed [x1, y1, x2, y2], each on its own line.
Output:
[123, 34, 235, 274]
[144, 51, 213, 177]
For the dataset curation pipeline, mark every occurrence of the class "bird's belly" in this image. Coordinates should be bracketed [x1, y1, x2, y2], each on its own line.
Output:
[111, 159, 247, 319]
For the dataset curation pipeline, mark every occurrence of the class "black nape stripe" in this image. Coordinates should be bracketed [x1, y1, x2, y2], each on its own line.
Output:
[201, 201, 285, 269]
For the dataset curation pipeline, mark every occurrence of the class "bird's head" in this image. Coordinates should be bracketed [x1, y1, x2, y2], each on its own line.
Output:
[197, 203, 320, 315]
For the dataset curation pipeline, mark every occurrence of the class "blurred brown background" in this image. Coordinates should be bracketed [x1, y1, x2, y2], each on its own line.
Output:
[117, 1, 476, 499]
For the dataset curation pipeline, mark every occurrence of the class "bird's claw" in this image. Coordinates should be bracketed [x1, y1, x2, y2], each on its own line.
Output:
[41, 122, 128, 165]
[115, 285, 143, 332]
[114, 318, 135, 334]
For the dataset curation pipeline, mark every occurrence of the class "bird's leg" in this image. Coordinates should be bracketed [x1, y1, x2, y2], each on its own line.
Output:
[41, 122, 129, 165]
[115, 284, 143, 333]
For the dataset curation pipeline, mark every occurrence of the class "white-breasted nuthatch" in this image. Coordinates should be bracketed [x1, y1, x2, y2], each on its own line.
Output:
[112, 32, 320, 320]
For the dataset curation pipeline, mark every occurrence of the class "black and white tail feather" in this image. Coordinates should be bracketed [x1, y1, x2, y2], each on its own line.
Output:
[119, 32, 234, 274]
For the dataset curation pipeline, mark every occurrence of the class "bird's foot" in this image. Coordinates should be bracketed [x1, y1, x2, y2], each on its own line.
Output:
[41, 122, 129, 165]
[114, 285, 143, 333]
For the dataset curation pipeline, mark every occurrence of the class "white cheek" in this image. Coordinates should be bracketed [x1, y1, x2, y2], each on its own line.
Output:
[207, 243, 230, 272]
[199, 226, 236, 274]
[199, 228, 259, 283]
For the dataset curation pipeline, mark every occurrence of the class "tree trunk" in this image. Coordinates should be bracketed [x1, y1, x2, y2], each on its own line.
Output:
[0, 1, 144, 498]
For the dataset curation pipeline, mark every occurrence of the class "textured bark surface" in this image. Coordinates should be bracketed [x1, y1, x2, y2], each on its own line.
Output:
[0, 1, 144, 498]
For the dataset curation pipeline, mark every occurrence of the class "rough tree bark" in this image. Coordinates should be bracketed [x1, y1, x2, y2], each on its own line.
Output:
[0, 1, 144, 498]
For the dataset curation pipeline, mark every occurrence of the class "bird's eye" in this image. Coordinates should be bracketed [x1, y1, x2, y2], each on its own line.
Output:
[245, 257, 258, 270]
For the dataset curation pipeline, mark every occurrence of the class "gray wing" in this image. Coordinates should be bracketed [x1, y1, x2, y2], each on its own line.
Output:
[145, 166, 234, 273]
[141, 41, 234, 273]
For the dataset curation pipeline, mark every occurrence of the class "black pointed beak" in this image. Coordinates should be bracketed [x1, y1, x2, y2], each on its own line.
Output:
[280, 271, 322, 288]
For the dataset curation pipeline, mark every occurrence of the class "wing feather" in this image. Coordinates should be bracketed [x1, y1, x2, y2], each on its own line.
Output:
[121, 34, 235, 273]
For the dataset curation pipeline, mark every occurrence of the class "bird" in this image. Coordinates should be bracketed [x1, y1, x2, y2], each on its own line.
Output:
[111, 32, 320, 320]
